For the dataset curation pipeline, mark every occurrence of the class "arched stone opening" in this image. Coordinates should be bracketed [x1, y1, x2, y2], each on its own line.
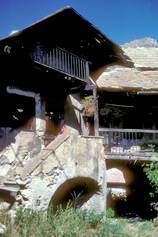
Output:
[106, 160, 156, 219]
[49, 177, 100, 213]
[107, 165, 135, 217]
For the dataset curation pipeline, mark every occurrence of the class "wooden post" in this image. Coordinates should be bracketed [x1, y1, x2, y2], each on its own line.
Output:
[93, 88, 99, 136]
[69, 94, 88, 136]
[35, 94, 46, 143]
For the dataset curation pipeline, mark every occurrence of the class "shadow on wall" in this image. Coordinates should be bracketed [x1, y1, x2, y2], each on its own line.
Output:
[49, 177, 101, 213]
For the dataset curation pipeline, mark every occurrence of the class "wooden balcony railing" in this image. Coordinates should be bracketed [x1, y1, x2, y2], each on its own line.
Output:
[99, 128, 158, 155]
[32, 46, 89, 82]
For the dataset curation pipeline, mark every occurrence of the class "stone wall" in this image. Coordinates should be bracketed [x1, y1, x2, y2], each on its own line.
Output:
[0, 130, 106, 214]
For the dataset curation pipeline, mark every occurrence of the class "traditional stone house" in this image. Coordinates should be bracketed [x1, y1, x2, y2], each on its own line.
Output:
[0, 6, 126, 214]
[92, 43, 158, 217]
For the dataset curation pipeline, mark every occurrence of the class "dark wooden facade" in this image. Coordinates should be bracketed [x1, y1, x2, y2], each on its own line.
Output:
[0, 7, 124, 138]
[98, 92, 158, 160]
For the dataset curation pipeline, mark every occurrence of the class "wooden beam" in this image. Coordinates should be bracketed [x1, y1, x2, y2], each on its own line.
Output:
[105, 154, 158, 161]
[7, 87, 36, 98]
[69, 94, 87, 136]
[93, 88, 99, 136]
[99, 128, 158, 133]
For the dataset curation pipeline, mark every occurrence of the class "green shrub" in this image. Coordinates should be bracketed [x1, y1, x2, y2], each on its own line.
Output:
[143, 161, 158, 197]
[106, 208, 116, 218]
[82, 209, 104, 227]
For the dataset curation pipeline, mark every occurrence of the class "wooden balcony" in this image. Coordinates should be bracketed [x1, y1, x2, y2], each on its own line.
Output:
[32, 46, 89, 82]
[99, 128, 158, 161]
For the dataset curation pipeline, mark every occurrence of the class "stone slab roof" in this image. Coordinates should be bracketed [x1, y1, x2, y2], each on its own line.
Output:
[96, 66, 158, 92]
[122, 47, 158, 68]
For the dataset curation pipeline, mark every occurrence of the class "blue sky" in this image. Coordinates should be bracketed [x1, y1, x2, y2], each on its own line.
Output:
[0, 0, 157, 45]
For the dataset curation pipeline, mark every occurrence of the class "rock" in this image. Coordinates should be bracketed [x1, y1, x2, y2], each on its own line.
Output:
[16, 177, 32, 185]
[0, 155, 9, 165]
[153, 217, 158, 227]
[0, 223, 6, 234]
[127, 216, 143, 223]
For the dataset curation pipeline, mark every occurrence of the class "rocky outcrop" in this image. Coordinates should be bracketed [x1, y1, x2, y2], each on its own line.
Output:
[122, 47, 158, 68]
[121, 38, 158, 68]
[122, 37, 158, 48]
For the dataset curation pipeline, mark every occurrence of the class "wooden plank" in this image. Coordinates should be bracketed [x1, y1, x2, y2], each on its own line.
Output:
[18, 129, 70, 178]
[105, 154, 158, 161]
[99, 128, 158, 133]
[106, 103, 134, 108]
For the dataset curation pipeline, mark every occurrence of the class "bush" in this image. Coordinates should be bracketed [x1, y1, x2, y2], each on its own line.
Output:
[143, 161, 158, 197]
[106, 208, 116, 218]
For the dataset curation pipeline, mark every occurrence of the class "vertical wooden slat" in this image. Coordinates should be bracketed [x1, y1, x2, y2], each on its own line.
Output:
[75, 57, 78, 77]
[82, 60, 85, 80]
[52, 49, 54, 68]
[42, 55, 44, 64]
[54, 48, 57, 69]
[46, 53, 49, 65]
[67, 52, 70, 74]
[131, 132, 134, 146]
[56, 48, 59, 69]
[81, 60, 84, 80]
[118, 132, 121, 146]
[108, 131, 111, 148]
[85, 61, 89, 81]
[33, 46, 89, 81]
[61, 50, 64, 71]
[73, 56, 76, 77]
[121, 132, 123, 146]
[134, 132, 137, 145]
[58, 48, 61, 70]
[72, 55, 76, 76]
[70, 54, 73, 76]
[49, 51, 52, 66]
[64, 51, 67, 73]
[78, 59, 81, 79]
[78, 57, 81, 78]
[125, 132, 127, 148]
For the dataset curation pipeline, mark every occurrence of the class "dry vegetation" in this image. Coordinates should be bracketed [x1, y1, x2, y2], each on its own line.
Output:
[0, 207, 157, 237]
